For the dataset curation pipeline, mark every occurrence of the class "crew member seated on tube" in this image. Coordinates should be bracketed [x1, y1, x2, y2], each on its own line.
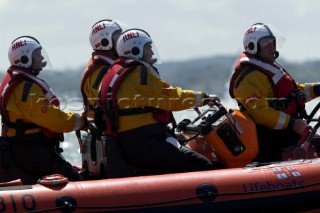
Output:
[0, 36, 89, 184]
[81, 19, 123, 131]
[229, 23, 320, 162]
[99, 28, 220, 175]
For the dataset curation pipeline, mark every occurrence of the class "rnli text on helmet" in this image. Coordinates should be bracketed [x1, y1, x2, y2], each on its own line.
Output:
[11, 39, 27, 51]
[245, 26, 257, 36]
[122, 31, 139, 42]
[91, 23, 106, 36]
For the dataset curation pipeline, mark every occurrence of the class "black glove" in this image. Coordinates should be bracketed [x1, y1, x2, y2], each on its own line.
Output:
[80, 115, 94, 131]
[203, 93, 220, 106]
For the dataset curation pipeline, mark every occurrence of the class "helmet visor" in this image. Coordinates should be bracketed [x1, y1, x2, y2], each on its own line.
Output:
[150, 42, 162, 64]
[32, 47, 52, 71]
[41, 48, 52, 70]
[258, 36, 275, 48]
[111, 20, 129, 49]
[113, 20, 129, 32]
[265, 24, 286, 49]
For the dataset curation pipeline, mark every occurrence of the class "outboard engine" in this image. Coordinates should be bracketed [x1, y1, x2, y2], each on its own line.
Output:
[176, 102, 259, 168]
[79, 125, 137, 179]
[79, 131, 108, 179]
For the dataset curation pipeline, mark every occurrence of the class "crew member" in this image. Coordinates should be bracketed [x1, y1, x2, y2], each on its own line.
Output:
[100, 28, 220, 175]
[229, 23, 320, 162]
[0, 36, 89, 183]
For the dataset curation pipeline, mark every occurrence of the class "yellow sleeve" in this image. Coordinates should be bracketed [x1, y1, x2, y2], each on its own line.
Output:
[232, 69, 291, 130]
[117, 66, 206, 111]
[6, 81, 82, 133]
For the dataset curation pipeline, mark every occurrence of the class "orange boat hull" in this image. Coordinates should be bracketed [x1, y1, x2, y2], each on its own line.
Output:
[1, 159, 320, 212]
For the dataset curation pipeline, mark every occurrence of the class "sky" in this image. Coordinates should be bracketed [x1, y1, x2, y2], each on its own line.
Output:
[1, 0, 320, 71]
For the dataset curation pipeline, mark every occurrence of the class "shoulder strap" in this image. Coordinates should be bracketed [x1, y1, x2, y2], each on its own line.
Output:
[81, 62, 110, 109]
[0, 74, 25, 122]
[234, 66, 257, 89]
[230, 64, 268, 110]
[0, 75, 40, 136]
[140, 65, 148, 85]
[80, 62, 101, 105]
[99, 62, 126, 136]
[21, 80, 33, 102]
[100, 59, 164, 136]
[93, 66, 109, 89]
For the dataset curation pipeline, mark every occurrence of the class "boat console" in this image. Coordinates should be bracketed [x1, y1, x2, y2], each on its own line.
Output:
[176, 102, 259, 168]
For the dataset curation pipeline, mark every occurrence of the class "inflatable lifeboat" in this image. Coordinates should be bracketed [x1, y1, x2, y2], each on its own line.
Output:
[2, 101, 320, 213]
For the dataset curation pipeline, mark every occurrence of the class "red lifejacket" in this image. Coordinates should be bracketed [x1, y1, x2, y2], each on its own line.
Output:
[80, 51, 117, 113]
[229, 52, 306, 117]
[99, 57, 174, 137]
[0, 66, 61, 138]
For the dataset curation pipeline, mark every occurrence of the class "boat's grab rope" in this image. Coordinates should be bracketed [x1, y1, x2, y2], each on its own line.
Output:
[23, 179, 320, 213]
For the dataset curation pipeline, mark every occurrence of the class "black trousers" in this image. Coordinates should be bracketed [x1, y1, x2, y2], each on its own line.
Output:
[117, 123, 214, 174]
[254, 125, 300, 163]
[9, 133, 81, 184]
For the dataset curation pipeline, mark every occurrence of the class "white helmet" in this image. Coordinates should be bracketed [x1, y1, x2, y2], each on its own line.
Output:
[243, 23, 277, 55]
[8, 36, 42, 68]
[89, 19, 122, 51]
[117, 28, 153, 60]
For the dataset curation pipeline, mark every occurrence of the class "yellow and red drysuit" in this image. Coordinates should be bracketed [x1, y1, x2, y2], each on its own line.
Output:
[81, 51, 117, 119]
[99, 57, 214, 174]
[0, 66, 87, 183]
[229, 52, 320, 162]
